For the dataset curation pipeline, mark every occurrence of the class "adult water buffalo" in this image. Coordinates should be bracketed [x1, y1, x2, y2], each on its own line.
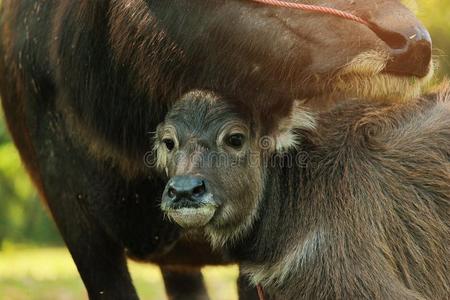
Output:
[0, 0, 433, 299]
[158, 88, 450, 300]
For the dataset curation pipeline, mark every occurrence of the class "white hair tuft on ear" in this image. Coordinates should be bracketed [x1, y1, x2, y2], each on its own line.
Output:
[275, 101, 316, 152]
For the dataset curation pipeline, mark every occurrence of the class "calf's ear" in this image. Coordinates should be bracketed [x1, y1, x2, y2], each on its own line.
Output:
[273, 101, 316, 152]
[153, 125, 169, 172]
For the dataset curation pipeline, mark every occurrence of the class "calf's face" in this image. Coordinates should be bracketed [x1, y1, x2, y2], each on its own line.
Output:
[156, 91, 263, 245]
[156, 91, 308, 245]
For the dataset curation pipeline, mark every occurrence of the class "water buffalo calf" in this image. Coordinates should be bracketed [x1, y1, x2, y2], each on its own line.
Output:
[157, 89, 450, 299]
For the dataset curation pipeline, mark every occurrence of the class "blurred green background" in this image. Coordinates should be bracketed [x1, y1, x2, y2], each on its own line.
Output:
[0, 1, 449, 299]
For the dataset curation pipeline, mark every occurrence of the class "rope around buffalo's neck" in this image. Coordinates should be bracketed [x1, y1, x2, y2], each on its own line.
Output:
[250, 0, 370, 26]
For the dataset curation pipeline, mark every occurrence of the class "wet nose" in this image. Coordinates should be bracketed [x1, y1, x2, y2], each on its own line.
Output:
[166, 176, 207, 202]
[369, 23, 432, 77]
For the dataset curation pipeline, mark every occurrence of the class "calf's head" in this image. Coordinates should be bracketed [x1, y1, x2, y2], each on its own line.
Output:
[156, 90, 310, 245]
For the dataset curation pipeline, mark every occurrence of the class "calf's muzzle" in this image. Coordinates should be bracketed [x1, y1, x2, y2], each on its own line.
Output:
[161, 176, 218, 228]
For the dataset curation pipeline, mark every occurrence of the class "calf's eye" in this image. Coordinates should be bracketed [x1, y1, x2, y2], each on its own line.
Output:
[163, 138, 175, 151]
[226, 133, 245, 149]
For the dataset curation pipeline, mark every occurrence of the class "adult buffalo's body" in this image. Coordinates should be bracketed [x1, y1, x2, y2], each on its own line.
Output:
[158, 89, 450, 300]
[0, 0, 434, 299]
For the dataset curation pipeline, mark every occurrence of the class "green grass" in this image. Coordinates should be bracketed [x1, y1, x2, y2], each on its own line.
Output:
[0, 245, 239, 300]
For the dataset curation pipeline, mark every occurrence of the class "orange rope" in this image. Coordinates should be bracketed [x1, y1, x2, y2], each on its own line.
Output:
[251, 0, 370, 26]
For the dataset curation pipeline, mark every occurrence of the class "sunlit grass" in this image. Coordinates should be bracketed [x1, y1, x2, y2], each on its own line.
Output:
[0, 245, 239, 300]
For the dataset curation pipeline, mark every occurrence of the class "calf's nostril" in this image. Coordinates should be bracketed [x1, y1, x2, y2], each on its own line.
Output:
[192, 182, 206, 197]
[168, 187, 177, 199]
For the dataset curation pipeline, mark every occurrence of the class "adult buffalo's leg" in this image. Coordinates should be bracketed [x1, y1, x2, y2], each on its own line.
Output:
[18, 152, 140, 300]
[0, 84, 139, 299]
[47, 195, 139, 300]
[161, 266, 209, 300]
[32, 115, 140, 299]
[160, 265, 260, 300]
